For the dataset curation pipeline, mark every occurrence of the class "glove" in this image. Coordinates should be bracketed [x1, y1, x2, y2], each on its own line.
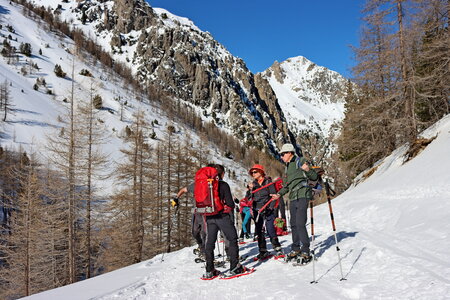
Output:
[171, 197, 179, 207]
[223, 205, 232, 214]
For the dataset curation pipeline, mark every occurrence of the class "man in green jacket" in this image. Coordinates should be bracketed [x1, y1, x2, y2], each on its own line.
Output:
[272, 143, 318, 261]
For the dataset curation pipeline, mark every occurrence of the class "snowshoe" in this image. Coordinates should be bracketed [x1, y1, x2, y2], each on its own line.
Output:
[201, 269, 221, 280]
[239, 255, 249, 262]
[284, 250, 301, 262]
[219, 265, 255, 280]
[215, 260, 226, 268]
[194, 257, 205, 264]
[273, 247, 285, 259]
[253, 251, 272, 261]
[194, 252, 206, 263]
[292, 253, 314, 266]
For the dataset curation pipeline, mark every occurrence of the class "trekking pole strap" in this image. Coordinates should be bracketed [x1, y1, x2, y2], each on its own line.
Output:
[325, 180, 336, 197]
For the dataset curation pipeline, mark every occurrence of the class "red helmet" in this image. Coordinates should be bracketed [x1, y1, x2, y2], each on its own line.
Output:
[249, 164, 265, 175]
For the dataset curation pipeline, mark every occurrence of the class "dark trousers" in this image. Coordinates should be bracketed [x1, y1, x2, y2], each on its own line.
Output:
[275, 197, 287, 220]
[205, 213, 239, 272]
[192, 213, 206, 253]
[290, 198, 310, 253]
[254, 210, 281, 252]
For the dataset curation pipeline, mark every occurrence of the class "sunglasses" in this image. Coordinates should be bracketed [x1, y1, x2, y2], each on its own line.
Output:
[281, 152, 289, 157]
[250, 171, 259, 175]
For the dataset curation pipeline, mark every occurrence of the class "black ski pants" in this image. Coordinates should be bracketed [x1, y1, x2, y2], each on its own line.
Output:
[192, 213, 206, 254]
[253, 210, 281, 252]
[290, 198, 310, 253]
[205, 213, 239, 272]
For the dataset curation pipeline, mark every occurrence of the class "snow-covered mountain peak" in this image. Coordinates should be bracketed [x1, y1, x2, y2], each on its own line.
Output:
[261, 56, 348, 140]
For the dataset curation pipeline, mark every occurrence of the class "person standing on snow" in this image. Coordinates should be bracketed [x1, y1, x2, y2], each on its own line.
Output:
[238, 184, 253, 241]
[271, 144, 318, 262]
[202, 164, 246, 279]
[248, 164, 284, 259]
[174, 184, 206, 259]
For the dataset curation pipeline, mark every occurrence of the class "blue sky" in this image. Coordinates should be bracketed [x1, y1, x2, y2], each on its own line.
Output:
[147, 0, 363, 78]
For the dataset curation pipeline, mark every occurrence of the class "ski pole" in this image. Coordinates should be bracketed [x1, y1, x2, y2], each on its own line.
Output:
[161, 204, 179, 262]
[222, 233, 226, 264]
[255, 196, 277, 223]
[309, 199, 317, 284]
[325, 180, 346, 281]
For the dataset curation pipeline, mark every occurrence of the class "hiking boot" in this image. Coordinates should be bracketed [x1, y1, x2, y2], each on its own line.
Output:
[202, 269, 220, 279]
[198, 252, 206, 260]
[274, 246, 284, 257]
[193, 247, 201, 256]
[287, 250, 301, 259]
[238, 238, 244, 243]
[256, 251, 271, 260]
[245, 233, 251, 239]
[300, 251, 312, 259]
[253, 235, 258, 241]
[299, 252, 312, 264]
[230, 264, 247, 275]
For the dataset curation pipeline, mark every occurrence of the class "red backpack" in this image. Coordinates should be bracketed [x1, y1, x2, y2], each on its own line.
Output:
[194, 167, 224, 216]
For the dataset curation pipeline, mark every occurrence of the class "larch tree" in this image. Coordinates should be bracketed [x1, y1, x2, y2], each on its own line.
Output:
[77, 81, 110, 278]
[105, 110, 153, 268]
[0, 80, 12, 122]
[45, 53, 82, 284]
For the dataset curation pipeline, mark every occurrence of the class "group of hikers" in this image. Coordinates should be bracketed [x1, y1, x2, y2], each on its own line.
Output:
[173, 143, 319, 279]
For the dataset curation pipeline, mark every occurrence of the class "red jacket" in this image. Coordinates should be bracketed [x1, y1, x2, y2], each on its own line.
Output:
[239, 197, 253, 213]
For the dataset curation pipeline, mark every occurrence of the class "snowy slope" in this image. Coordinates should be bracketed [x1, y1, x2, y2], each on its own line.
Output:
[24, 114, 450, 299]
[261, 56, 347, 138]
[0, 0, 248, 195]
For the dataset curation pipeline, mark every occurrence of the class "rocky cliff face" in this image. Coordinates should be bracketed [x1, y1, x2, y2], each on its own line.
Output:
[34, 0, 296, 153]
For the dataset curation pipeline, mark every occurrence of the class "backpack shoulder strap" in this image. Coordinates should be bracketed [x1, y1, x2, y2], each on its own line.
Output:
[295, 157, 301, 170]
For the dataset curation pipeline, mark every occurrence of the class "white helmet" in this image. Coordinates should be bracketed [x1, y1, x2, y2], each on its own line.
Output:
[280, 143, 295, 154]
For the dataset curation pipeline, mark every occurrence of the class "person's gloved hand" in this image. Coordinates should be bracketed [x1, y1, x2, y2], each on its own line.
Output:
[171, 197, 179, 207]
[223, 205, 232, 214]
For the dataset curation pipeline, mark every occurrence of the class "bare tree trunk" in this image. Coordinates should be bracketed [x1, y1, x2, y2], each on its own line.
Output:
[397, 0, 416, 137]
[68, 54, 76, 284]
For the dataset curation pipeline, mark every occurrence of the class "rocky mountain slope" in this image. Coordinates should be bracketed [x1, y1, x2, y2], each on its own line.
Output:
[27, 0, 297, 153]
